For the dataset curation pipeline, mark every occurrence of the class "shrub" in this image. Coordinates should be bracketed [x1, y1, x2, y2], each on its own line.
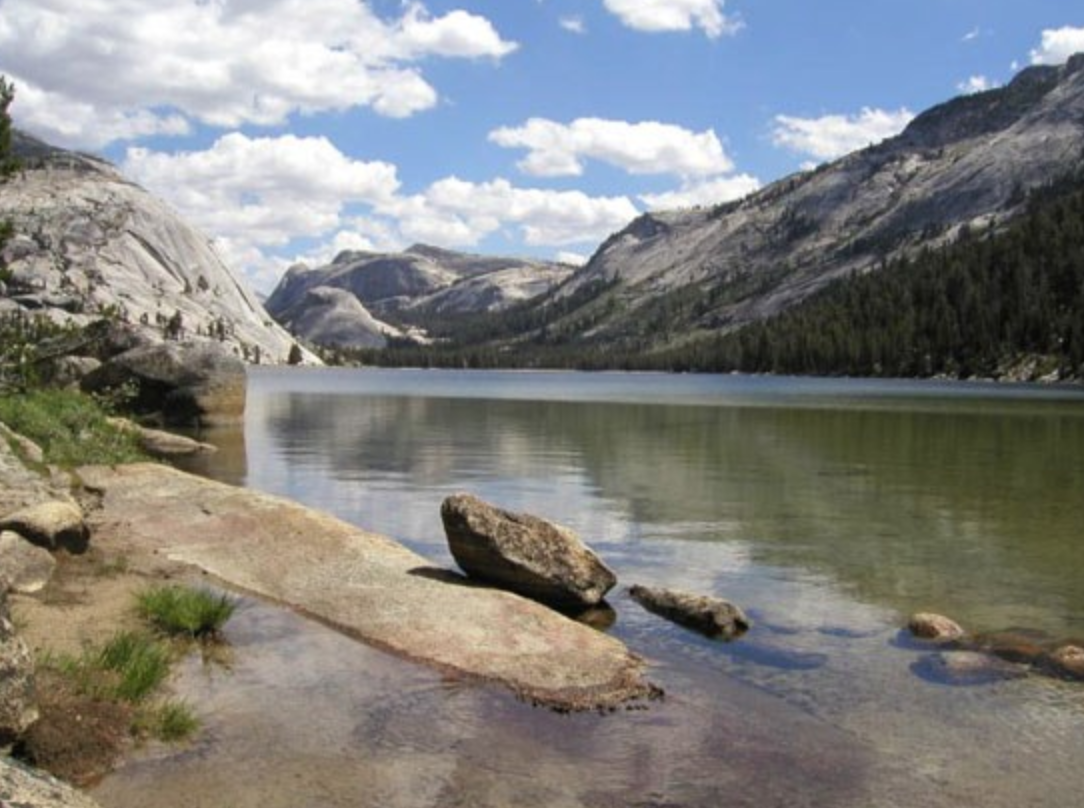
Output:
[136, 585, 237, 639]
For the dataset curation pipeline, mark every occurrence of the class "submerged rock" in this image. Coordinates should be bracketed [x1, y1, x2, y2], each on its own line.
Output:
[0, 501, 88, 554]
[912, 650, 1028, 686]
[907, 612, 966, 642]
[106, 417, 217, 458]
[972, 629, 1051, 665]
[440, 493, 617, 609]
[629, 584, 750, 640]
[1040, 645, 1084, 681]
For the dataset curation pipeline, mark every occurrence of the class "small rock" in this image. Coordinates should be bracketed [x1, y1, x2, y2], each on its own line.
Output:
[440, 493, 617, 609]
[908, 612, 966, 642]
[629, 584, 750, 640]
[0, 422, 44, 466]
[1040, 645, 1084, 681]
[106, 417, 217, 457]
[0, 531, 57, 594]
[0, 501, 89, 554]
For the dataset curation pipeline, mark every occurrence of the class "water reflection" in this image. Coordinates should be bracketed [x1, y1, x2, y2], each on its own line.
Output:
[145, 368, 1084, 808]
[245, 371, 1084, 638]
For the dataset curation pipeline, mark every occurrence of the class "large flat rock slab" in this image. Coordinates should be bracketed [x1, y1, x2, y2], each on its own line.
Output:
[77, 463, 656, 710]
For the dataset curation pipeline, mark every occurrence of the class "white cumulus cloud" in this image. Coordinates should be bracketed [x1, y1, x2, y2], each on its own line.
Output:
[771, 107, 915, 163]
[602, 0, 741, 38]
[555, 251, 590, 266]
[0, 0, 516, 148]
[489, 117, 734, 178]
[560, 16, 587, 35]
[120, 135, 637, 290]
[957, 75, 995, 95]
[383, 177, 639, 247]
[639, 174, 760, 211]
[122, 133, 401, 287]
[1029, 26, 1084, 65]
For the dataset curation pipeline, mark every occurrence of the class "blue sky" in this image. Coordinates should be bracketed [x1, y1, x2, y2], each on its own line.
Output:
[1, 1, 1082, 292]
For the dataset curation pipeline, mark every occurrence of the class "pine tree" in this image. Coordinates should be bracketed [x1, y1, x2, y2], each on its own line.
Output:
[1, 77, 17, 266]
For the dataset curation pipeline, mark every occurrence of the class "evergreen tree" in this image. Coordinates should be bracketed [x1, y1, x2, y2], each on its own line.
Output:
[1, 77, 18, 266]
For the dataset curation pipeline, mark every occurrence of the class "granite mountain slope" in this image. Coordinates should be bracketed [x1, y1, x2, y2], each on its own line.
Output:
[514, 55, 1084, 353]
[265, 244, 573, 349]
[0, 132, 300, 364]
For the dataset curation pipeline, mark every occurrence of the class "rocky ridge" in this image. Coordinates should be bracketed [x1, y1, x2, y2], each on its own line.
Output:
[534, 55, 1084, 349]
[0, 131, 301, 364]
[265, 243, 573, 348]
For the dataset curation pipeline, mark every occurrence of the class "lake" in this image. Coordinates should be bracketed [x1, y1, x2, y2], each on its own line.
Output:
[96, 368, 1084, 808]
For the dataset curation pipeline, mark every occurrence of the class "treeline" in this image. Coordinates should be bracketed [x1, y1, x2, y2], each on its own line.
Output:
[691, 175, 1084, 379]
[332, 172, 1084, 380]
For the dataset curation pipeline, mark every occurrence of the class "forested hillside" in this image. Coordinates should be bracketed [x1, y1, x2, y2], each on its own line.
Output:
[693, 174, 1084, 380]
[346, 173, 1084, 381]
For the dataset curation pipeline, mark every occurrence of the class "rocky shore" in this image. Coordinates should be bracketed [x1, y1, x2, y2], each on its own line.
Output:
[0, 416, 663, 805]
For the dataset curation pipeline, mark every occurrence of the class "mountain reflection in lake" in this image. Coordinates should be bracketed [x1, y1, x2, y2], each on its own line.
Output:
[107, 368, 1084, 808]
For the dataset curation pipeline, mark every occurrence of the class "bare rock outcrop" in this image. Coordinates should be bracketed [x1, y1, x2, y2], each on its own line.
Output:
[0, 589, 37, 745]
[265, 244, 572, 346]
[0, 131, 303, 365]
[0, 501, 88, 554]
[78, 464, 655, 711]
[81, 341, 245, 427]
[440, 493, 617, 609]
[0, 757, 103, 808]
[0, 532, 56, 594]
[541, 57, 1084, 356]
[629, 584, 750, 640]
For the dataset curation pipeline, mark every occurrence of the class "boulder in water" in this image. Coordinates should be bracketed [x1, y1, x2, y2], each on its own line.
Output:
[440, 493, 616, 609]
[629, 584, 750, 640]
[907, 612, 966, 642]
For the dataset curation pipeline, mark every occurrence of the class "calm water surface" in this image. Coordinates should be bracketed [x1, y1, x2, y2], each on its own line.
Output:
[97, 369, 1084, 808]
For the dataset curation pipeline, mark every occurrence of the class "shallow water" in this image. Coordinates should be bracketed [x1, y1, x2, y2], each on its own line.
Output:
[97, 369, 1084, 807]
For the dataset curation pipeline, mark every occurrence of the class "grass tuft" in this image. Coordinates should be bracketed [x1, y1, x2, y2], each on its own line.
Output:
[151, 700, 200, 742]
[136, 585, 237, 640]
[96, 631, 171, 703]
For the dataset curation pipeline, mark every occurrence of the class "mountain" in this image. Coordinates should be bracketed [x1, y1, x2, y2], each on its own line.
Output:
[265, 244, 573, 348]
[550, 56, 1084, 349]
[367, 55, 1084, 373]
[0, 131, 302, 364]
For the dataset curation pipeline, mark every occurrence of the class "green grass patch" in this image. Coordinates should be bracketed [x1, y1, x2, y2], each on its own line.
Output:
[149, 700, 200, 742]
[0, 387, 147, 467]
[46, 631, 171, 705]
[136, 584, 238, 640]
[96, 631, 171, 702]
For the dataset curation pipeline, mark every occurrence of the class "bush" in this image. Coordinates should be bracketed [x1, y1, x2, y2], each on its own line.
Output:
[136, 585, 237, 639]
[0, 388, 147, 467]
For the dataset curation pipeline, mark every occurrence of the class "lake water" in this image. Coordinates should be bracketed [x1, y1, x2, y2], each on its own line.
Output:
[96, 368, 1084, 808]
